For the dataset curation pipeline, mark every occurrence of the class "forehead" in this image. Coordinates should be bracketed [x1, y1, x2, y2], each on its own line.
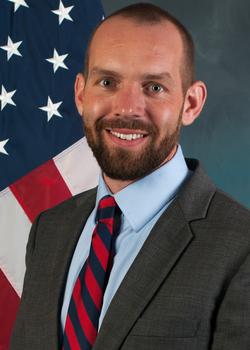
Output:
[88, 17, 184, 76]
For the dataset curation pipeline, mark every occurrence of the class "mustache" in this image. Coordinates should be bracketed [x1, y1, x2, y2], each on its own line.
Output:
[95, 117, 156, 134]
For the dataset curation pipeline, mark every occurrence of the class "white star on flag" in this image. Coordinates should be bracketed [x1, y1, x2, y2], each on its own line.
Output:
[46, 49, 69, 73]
[39, 96, 63, 121]
[52, 1, 74, 25]
[0, 36, 22, 61]
[8, 0, 29, 12]
[0, 85, 16, 111]
[0, 139, 9, 155]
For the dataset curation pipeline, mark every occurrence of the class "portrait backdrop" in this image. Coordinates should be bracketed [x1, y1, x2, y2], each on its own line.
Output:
[0, 1, 249, 349]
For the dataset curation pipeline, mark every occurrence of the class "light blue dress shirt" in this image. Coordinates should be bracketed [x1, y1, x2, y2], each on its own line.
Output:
[61, 145, 191, 331]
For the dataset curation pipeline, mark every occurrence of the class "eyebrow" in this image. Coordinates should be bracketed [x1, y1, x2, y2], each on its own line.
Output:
[90, 67, 123, 79]
[90, 67, 173, 83]
[141, 72, 173, 82]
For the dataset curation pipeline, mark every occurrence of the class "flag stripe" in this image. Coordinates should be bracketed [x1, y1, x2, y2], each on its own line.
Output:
[0, 269, 20, 350]
[10, 159, 72, 222]
[0, 187, 31, 296]
[54, 137, 99, 196]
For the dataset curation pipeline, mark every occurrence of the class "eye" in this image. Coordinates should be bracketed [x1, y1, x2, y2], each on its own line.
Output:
[147, 83, 164, 93]
[99, 78, 115, 88]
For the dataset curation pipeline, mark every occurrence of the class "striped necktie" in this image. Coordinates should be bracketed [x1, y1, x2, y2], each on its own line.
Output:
[62, 195, 121, 350]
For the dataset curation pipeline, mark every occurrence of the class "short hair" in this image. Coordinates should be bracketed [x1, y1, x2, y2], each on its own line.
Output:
[83, 3, 195, 93]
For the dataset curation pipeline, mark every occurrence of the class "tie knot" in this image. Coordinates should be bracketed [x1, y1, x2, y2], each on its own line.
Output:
[95, 195, 119, 223]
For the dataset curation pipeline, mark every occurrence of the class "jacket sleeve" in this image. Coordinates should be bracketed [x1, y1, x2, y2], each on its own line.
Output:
[211, 252, 250, 349]
[9, 213, 42, 350]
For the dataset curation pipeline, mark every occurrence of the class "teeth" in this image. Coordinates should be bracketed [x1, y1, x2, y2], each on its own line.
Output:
[110, 130, 144, 140]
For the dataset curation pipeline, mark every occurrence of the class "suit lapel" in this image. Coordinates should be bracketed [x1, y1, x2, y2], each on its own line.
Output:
[93, 200, 193, 350]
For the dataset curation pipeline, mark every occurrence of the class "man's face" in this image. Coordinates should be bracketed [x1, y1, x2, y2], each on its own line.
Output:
[77, 17, 187, 181]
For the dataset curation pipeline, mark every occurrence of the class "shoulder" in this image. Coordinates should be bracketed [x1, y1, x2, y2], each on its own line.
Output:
[25, 187, 97, 266]
[29, 186, 97, 244]
[200, 188, 250, 244]
[180, 158, 250, 239]
[38, 186, 97, 220]
[208, 188, 250, 225]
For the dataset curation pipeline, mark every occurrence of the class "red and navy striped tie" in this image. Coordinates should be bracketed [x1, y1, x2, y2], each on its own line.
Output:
[62, 195, 121, 350]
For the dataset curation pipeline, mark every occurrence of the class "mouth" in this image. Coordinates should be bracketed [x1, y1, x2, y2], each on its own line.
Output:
[105, 128, 149, 147]
[110, 130, 145, 140]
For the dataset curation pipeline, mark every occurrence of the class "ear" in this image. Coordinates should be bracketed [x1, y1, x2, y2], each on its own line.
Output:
[74, 73, 86, 116]
[181, 80, 207, 126]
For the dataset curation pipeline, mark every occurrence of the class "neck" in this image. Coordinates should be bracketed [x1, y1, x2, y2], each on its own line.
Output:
[103, 145, 178, 194]
[103, 175, 132, 194]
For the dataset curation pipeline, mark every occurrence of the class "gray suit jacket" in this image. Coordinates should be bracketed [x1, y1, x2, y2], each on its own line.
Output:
[10, 159, 250, 350]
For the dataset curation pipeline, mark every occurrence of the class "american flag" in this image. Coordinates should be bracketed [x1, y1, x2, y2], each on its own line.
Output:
[0, 1, 103, 348]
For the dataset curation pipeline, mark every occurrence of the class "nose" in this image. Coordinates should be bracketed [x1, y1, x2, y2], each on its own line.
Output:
[112, 83, 146, 117]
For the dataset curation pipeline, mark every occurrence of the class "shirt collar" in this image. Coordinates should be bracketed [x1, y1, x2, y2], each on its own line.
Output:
[96, 145, 190, 232]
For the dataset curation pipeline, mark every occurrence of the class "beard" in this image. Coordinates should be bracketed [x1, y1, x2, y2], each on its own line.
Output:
[83, 113, 182, 181]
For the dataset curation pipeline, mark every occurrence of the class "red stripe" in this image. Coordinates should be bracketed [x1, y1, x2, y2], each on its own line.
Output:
[73, 279, 97, 346]
[98, 196, 116, 209]
[102, 217, 115, 233]
[10, 159, 72, 222]
[84, 265, 102, 310]
[65, 316, 81, 350]
[92, 231, 109, 270]
[0, 269, 20, 350]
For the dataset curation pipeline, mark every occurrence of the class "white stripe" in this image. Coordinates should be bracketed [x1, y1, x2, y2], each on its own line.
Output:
[54, 137, 100, 195]
[0, 187, 31, 296]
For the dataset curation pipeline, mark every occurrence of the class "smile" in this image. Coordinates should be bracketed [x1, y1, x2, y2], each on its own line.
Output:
[109, 130, 144, 140]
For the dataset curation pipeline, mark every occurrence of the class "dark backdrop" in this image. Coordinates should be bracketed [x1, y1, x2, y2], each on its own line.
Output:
[102, 0, 250, 208]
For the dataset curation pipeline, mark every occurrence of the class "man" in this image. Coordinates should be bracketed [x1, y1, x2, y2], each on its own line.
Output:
[11, 3, 250, 350]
